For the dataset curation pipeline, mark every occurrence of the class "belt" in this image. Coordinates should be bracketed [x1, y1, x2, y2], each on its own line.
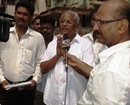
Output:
[6, 76, 32, 84]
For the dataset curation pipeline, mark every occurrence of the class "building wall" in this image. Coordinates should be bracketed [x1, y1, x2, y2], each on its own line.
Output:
[5, 0, 47, 16]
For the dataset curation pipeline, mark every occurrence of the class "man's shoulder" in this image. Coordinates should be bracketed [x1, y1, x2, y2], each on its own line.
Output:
[80, 34, 93, 44]
[29, 28, 43, 37]
[82, 32, 93, 41]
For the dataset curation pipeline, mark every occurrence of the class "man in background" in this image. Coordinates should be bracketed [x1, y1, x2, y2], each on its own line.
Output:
[40, 16, 56, 47]
[31, 15, 41, 33]
[33, 15, 56, 105]
[83, 7, 107, 65]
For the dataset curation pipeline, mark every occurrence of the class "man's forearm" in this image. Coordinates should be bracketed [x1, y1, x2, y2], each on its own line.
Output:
[40, 54, 60, 74]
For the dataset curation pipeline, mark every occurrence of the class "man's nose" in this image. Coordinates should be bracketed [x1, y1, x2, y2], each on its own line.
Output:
[92, 23, 99, 31]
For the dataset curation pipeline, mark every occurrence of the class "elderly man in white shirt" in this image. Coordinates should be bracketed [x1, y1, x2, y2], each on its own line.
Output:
[40, 10, 95, 105]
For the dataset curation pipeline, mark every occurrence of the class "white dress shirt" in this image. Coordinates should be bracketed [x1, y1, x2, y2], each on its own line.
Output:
[83, 32, 107, 65]
[78, 41, 130, 105]
[36, 35, 56, 93]
[0, 26, 46, 83]
[42, 34, 95, 105]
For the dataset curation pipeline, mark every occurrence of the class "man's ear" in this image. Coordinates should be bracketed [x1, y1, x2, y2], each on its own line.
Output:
[118, 19, 129, 34]
[75, 23, 80, 31]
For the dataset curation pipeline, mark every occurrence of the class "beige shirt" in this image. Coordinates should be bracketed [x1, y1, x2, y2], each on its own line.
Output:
[0, 26, 46, 83]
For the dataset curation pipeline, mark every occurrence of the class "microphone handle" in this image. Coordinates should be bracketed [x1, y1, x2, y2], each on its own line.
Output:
[64, 48, 68, 105]
[65, 49, 68, 71]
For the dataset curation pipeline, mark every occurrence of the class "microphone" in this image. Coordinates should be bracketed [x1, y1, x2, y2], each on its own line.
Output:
[0, 18, 10, 42]
[62, 34, 70, 105]
[62, 34, 70, 71]
[62, 34, 70, 51]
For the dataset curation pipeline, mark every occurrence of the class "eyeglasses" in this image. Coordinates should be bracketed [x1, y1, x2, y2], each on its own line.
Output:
[92, 18, 124, 27]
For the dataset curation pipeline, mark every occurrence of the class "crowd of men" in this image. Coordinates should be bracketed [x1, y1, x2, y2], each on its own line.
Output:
[0, 0, 130, 105]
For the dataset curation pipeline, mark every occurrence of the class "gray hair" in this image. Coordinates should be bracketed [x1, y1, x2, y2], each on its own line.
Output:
[60, 10, 80, 24]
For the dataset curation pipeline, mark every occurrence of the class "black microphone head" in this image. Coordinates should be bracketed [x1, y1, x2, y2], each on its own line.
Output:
[62, 34, 70, 51]
[0, 18, 10, 42]
[63, 34, 69, 40]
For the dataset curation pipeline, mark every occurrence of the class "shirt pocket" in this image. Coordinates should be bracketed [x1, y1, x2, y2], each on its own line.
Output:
[23, 49, 34, 65]
[69, 48, 83, 61]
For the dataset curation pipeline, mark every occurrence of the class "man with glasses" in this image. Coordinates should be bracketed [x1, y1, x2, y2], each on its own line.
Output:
[64, 0, 130, 104]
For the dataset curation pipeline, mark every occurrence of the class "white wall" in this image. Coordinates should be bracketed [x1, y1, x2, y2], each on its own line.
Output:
[5, 5, 15, 16]
[52, 0, 84, 8]
[34, 0, 47, 14]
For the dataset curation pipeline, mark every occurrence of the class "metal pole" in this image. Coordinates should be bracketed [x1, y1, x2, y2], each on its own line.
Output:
[64, 49, 68, 105]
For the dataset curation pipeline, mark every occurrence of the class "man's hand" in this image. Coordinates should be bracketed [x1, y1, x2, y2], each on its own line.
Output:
[57, 35, 66, 57]
[25, 80, 36, 90]
[1, 80, 10, 89]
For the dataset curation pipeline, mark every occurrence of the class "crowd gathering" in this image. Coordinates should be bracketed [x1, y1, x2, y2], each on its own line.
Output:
[0, 0, 130, 105]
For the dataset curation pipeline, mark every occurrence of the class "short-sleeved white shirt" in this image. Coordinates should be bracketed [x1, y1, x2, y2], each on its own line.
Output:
[42, 34, 95, 105]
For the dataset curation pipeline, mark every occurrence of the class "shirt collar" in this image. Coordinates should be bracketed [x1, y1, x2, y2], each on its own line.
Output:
[99, 41, 130, 63]
[71, 33, 82, 44]
[84, 31, 94, 42]
[10, 26, 34, 36]
[61, 33, 81, 44]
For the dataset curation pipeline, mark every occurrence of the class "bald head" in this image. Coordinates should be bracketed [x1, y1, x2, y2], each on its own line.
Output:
[98, 0, 130, 19]
[92, 0, 130, 47]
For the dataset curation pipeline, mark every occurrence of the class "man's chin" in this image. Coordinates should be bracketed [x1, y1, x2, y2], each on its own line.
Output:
[61, 32, 69, 35]
[97, 39, 104, 44]
[17, 22, 26, 27]
[60, 29, 69, 34]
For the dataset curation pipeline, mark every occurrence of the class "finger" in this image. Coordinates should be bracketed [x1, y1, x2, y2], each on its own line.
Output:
[62, 55, 66, 64]
[57, 38, 62, 48]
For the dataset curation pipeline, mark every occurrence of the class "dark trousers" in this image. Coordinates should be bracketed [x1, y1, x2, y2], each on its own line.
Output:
[33, 90, 46, 105]
[0, 84, 36, 105]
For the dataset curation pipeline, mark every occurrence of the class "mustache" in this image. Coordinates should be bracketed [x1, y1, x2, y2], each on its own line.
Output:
[93, 30, 101, 36]
[61, 28, 69, 30]
[18, 19, 25, 22]
[36, 28, 41, 30]
[41, 32, 49, 35]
